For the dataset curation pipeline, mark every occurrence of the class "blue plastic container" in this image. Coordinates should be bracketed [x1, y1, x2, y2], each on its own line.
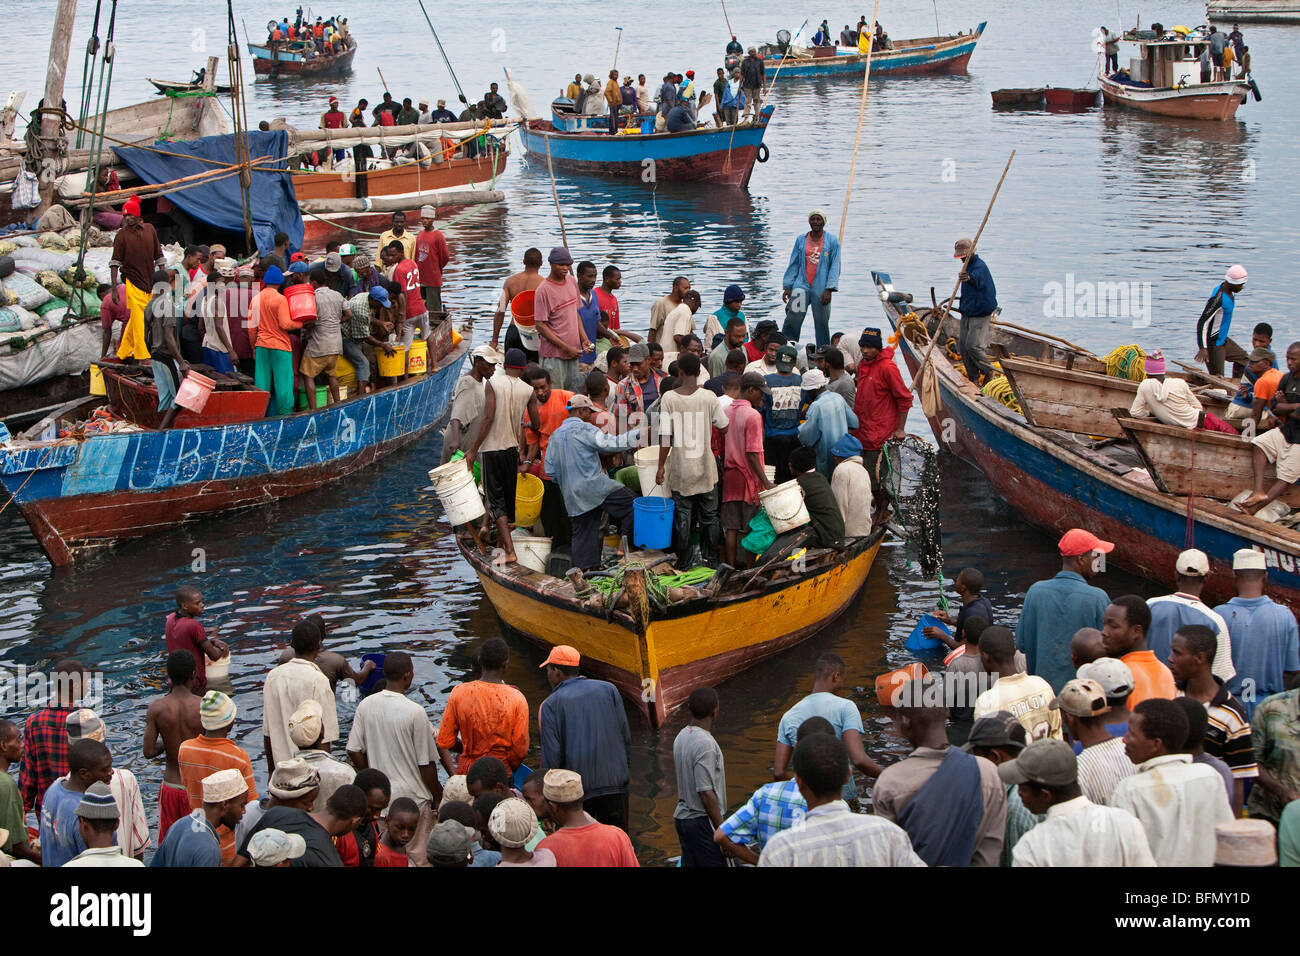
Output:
[905, 614, 950, 653]
[640, 117, 654, 134]
[632, 496, 674, 550]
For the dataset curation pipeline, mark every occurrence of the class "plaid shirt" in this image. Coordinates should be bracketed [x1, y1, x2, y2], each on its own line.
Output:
[20, 706, 73, 814]
[718, 778, 806, 850]
[613, 370, 666, 427]
[1248, 688, 1300, 822]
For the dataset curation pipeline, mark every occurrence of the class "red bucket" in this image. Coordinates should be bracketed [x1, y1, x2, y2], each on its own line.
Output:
[285, 282, 317, 323]
[174, 370, 216, 413]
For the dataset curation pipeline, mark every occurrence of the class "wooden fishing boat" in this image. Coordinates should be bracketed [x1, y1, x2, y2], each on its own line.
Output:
[149, 78, 233, 96]
[0, 316, 101, 418]
[249, 37, 357, 77]
[459, 528, 885, 725]
[991, 88, 1045, 107]
[874, 271, 1300, 612]
[516, 106, 774, 187]
[0, 321, 467, 566]
[99, 363, 270, 429]
[1209, 0, 1300, 24]
[1044, 87, 1099, 110]
[763, 23, 985, 79]
[998, 355, 1230, 439]
[1114, 415, 1300, 509]
[1099, 29, 1252, 121]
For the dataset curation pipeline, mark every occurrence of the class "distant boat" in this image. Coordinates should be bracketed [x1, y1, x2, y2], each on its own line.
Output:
[149, 77, 233, 96]
[517, 105, 775, 187]
[249, 36, 357, 77]
[991, 87, 1045, 107]
[1099, 28, 1252, 121]
[1208, 0, 1300, 24]
[762, 23, 985, 79]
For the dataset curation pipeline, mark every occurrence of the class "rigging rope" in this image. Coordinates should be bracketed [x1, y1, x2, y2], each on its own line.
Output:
[415, 0, 470, 107]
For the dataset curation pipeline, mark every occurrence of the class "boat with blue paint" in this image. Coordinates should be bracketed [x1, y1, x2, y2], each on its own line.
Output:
[0, 323, 468, 566]
[873, 270, 1300, 613]
[517, 105, 775, 187]
[762, 23, 985, 79]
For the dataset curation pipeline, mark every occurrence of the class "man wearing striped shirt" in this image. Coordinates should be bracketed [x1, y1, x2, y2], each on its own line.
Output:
[1146, 550, 1235, 684]
[758, 734, 925, 868]
[178, 691, 259, 864]
[1053, 678, 1134, 807]
[1167, 624, 1258, 814]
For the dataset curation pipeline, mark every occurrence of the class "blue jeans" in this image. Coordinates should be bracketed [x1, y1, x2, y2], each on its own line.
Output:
[671, 486, 720, 566]
[152, 358, 179, 411]
[572, 486, 636, 570]
[201, 348, 235, 375]
[782, 291, 832, 347]
[342, 337, 369, 383]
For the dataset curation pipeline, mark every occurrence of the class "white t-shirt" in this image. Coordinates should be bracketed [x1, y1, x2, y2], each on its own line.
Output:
[346, 689, 436, 805]
[262, 658, 340, 768]
[973, 672, 1062, 741]
[658, 387, 729, 496]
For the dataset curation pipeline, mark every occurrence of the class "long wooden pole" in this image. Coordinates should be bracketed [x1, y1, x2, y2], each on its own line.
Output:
[838, 0, 879, 244]
[35, 0, 80, 220]
[720, 0, 734, 36]
[909, 149, 1015, 391]
[544, 135, 568, 248]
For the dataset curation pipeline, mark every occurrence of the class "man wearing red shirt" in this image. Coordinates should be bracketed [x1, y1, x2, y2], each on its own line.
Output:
[414, 205, 451, 316]
[744, 320, 778, 364]
[722, 373, 775, 568]
[385, 241, 428, 369]
[852, 327, 912, 485]
[537, 770, 639, 867]
[534, 247, 590, 392]
[97, 282, 128, 358]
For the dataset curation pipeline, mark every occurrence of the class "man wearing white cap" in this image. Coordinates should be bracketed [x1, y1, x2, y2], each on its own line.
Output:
[289, 699, 356, 810]
[415, 204, 451, 316]
[247, 827, 308, 866]
[1213, 548, 1300, 719]
[151, 768, 248, 867]
[1146, 549, 1235, 683]
[1195, 264, 1249, 377]
[491, 797, 556, 866]
[798, 367, 858, 478]
[440, 345, 496, 464]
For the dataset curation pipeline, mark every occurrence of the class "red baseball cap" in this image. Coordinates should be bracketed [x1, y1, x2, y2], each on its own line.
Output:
[539, 645, 580, 668]
[1058, 528, 1114, 557]
[290, 252, 308, 263]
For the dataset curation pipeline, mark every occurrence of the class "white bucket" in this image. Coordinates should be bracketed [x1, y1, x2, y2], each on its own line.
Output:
[512, 533, 553, 574]
[758, 479, 810, 534]
[764, 464, 776, 483]
[429, 457, 469, 493]
[437, 470, 486, 526]
[205, 653, 230, 681]
[635, 446, 671, 498]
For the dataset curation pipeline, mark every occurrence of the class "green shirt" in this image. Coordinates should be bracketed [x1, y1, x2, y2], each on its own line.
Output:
[1248, 688, 1300, 822]
[1280, 800, 1300, 867]
[396, 108, 421, 125]
[0, 768, 28, 854]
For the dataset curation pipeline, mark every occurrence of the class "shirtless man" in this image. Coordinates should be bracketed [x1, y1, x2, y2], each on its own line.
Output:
[275, 613, 374, 691]
[143, 650, 204, 843]
[491, 247, 546, 355]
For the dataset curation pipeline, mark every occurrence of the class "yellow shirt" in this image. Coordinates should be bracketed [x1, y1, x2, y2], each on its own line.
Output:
[376, 229, 417, 263]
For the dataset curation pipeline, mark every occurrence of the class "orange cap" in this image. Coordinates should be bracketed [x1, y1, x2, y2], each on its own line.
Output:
[1058, 528, 1114, 557]
[539, 645, 580, 668]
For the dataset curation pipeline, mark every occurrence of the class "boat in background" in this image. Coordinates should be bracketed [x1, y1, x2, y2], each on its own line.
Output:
[517, 106, 774, 187]
[1044, 87, 1100, 110]
[873, 270, 1300, 613]
[1208, 0, 1300, 24]
[991, 87, 1045, 107]
[1099, 27, 1253, 120]
[762, 23, 985, 79]
[149, 77, 233, 96]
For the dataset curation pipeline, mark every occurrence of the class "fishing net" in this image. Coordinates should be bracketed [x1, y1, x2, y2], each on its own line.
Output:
[876, 435, 946, 585]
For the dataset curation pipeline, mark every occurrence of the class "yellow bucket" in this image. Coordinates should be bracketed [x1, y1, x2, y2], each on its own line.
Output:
[89, 364, 106, 396]
[515, 472, 544, 527]
[377, 345, 407, 378]
[451, 326, 463, 348]
[407, 339, 429, 375]
[336, 354, 358, 390]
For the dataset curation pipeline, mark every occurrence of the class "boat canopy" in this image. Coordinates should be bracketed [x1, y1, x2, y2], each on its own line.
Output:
[112, 130, 303, 255]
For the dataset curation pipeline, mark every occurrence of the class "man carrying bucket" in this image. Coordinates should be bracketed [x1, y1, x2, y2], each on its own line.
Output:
[145, 269, 189, 430]
[109, 195, 165, 363]
[544, 395, 643, 570]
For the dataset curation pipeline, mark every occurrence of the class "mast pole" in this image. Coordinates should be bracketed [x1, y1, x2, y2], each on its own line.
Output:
[34, 0, 81, 219]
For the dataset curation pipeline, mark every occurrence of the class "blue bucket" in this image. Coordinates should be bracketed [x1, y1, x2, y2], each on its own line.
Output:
[632, 496, 674, 550]
[640, 117, 654, 134]
[358, 653, 386, 695]
[905, 614, 950, 653]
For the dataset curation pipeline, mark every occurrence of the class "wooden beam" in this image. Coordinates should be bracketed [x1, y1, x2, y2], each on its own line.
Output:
[35, 0, 80, 219]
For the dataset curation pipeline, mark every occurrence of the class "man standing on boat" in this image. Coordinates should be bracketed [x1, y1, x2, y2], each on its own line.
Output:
[604, 69, 622, 135]
[851, 327, 911, 515]
[953, 238, 998, 386]
[740, 49, 765, 124]
[415, 205, 451, 316]
[1100, 27, 1120, 74]
[492, 248, 546, 355]
[782, 210, 841, 348]
[109, 195, 164, 364]
[1195, 264, 1249, 378]
[534, 247, 590, 392]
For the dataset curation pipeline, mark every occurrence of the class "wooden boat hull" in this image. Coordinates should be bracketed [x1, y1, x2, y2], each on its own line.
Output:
[0, 333, 467, 566]
[250, 41, 357, 76]
[991, 88, 1045, 107]
[1115, 416, 1300, 508]
[874, 271, 1300, 613]
[1045, 87, 1099, 110]
[765, 24, 985, 78]
[1208, 1, 1300, 24]
[149, 79, 233, 95]
[1099, 77, 1249, 120]
[517, 111, 773, 187]
[998, 356, 1229, 439]
[464, 532, 883, 726]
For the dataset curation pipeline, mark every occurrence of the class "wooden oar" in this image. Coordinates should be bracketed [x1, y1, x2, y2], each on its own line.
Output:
[543, 135, 568, 248]
[909, 150, 1015, 391]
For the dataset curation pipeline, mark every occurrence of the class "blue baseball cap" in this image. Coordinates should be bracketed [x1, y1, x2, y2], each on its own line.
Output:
[368, 285, 391, 308]
[288, 260, 310, 274]
[831, 434, 862, 458]
[723, 284, 745, 303]
[262, 265, 285, 285]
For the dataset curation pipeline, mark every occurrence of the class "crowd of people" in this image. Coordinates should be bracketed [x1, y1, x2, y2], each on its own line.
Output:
[265, 9, 351, 58]
[3, 521, 1298, 868]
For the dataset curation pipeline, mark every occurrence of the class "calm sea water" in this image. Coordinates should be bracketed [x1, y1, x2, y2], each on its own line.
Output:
[3, 0, 1295, 862]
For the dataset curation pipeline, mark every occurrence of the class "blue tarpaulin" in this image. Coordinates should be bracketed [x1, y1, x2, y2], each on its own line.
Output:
[112, 130, 303, 256]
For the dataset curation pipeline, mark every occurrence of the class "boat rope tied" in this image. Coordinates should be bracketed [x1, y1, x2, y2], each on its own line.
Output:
[980, 372, 1022, 413]
[1102, 344, 1147, 382]
[876, 434, 945, 579]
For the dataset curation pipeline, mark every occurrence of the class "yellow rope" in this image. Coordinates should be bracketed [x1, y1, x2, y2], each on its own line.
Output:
[981, 365, 1022, 413]
[1102, 344, 1146, 382]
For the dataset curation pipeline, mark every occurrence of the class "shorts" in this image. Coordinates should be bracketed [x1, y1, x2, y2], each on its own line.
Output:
[152, 357, 180, 412]
[1251, 428, 1300, 484]
[1224, 402, 1252, 421]
[720, 500, 757, 532]
[480, 447, 519, 521]
[300, 352, 339, 377]
[400, 310, 431, 349]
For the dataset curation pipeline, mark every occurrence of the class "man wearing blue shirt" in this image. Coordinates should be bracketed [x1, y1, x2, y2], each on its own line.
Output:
[1016, 529, 1112, 693]
[543, 394, 641, 569]
[152, 768, 249, 867]
[1214, 548, 1300, 719]
[763, 345, 804, 484]
[539, 645, 632, 830]
[781, 210, 841, 347]
[954, 237, 998, 385]
[39, 739, 114, 867]
[797, 368, 858, 478]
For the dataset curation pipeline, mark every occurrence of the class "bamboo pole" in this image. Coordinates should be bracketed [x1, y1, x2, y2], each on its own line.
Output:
[544, 135, 568, 249]
[909, 150, 1015, 391]
[838, 0, 880, 244]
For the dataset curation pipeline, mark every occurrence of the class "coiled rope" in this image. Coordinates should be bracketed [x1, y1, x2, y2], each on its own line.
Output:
[1102, 344, 1146, 382]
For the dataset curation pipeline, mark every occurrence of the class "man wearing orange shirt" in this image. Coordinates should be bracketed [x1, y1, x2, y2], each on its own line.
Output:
[177, 691, 258, 865]
[436, 637, 529, 776]
[1101, 594, 1176, 708]
[537, 769, 639, 867]
[249, 265, 302, 416]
